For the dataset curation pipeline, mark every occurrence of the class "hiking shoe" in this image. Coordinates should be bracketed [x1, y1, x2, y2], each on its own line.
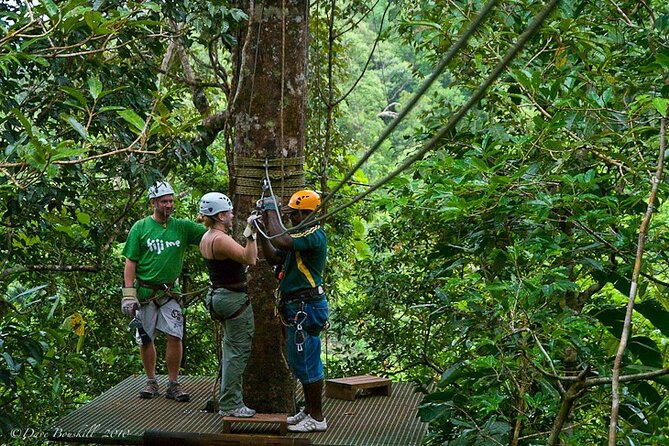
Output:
[139, 380, 160, 399]
[287, 409, 308, 425]
[165, 382, 190, 402]
[219, 405, 256, 418]
[287, 415, 327, 432]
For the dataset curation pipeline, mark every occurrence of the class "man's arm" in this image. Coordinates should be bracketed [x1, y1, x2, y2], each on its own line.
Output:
[257, 209, 291, 265]
[265, 209, 293, 250]
[124, 258, 137, 287]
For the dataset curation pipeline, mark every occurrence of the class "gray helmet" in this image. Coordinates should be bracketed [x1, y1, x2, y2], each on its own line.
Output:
[148, 181, 175, 199]
[199, 192, 233, 216]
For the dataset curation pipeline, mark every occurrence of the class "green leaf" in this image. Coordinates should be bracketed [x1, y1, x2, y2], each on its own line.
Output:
[61, 86, 88, 108]
[42, 0, 60, 17]
[52, 141, 85, 161]
[99, 105, 126, 113]
[1, 352, 19, 372]
[87, 77, 102, 100]
[76, 211, 91, 225]
[52, 376, 61, 394]
[84, 10, 102, 32]
[117, 109, 146, 133]
[48, 295, 61, 320]
[590, 305, 624, 338]
[229, 8, 248, 22]
[635, 299, 669, 337]
[628, 336, 663, 368]
[76, 333, 85, 353]
[440, 361, 468, 385]
[10, 108, 34, 138]
[63, 115, 87, 139]
[652, 98, 669, 116]
[592, 269, 631, 296]
[22, 338, 44, 364]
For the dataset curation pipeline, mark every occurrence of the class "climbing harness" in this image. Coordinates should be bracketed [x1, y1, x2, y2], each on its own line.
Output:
[136, 280, 180, 304]
[274, 286, 328, 352]
[206, 296, 251, 323]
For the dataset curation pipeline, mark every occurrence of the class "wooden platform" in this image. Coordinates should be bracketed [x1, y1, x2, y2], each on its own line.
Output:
[325, 375, 392, 401]
[223, 413, 288, 436]
[46, 375, 428, 446]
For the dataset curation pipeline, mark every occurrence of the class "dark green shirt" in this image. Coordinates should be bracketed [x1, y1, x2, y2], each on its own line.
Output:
[279, 224, 327, 295]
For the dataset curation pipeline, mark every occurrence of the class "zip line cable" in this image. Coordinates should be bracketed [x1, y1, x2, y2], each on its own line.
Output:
[299, 0, 561, 229]
[255, 0, 496, 236]
[315, 0, 499, 213]
[254, 0, 560, 236]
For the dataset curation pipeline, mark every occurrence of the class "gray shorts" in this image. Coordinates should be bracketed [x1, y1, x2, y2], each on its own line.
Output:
[135, 297, 184, 344]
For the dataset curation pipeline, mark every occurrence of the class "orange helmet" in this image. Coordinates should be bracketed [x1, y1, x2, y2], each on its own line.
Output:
[288, 190, 321, 211]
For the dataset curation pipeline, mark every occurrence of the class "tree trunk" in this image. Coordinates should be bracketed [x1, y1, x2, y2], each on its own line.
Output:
[231, 0, 309, 414]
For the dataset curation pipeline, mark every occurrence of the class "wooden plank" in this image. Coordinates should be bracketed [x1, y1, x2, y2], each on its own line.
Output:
[143, 430, 309, 445]
[327, 375, 391, 388]
[325, 376, 392, 401]
[222, 414, 288, 436]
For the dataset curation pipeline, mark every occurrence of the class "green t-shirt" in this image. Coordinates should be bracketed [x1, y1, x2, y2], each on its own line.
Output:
[123, 216, 206, 301]
[279, 224, 327, 295]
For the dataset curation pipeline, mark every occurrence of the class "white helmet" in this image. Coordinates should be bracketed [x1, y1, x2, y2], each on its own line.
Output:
[199, 192, 233, 216]
[148, 181, 175, 199]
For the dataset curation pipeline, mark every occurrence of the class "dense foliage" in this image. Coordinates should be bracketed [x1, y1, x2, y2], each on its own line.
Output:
[328, 0, 669, 444]
[1, 0, 669, 445]
[0, 0, 229, 440]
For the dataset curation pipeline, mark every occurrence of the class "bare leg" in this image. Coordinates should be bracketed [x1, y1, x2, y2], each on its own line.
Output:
[165, 334, 182, 382]
[304, 380, 324, 421]
[140, 342, 157, 379]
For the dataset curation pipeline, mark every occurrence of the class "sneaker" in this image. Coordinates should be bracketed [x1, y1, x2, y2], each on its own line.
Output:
[139, 380, 159, 399]
[287, 409, 308, 425]
[165, 382, 190, 402]
[219, 405, 256, 418]
[287, 414, 327, 432]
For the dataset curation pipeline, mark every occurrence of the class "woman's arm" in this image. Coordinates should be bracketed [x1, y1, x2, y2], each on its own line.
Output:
[214, 233, 257, 265]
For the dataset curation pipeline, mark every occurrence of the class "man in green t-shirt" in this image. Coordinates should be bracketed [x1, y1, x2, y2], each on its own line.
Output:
[121, 181, 206, 402]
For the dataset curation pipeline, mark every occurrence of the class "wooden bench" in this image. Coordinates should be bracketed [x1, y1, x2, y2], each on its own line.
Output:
[222, 413, 288, 436]
[325, 375, 392, 401]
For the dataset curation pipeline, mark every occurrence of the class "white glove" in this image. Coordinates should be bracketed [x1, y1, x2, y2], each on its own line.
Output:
[121, 288, 139, 316]
[243, 214, 261, 240]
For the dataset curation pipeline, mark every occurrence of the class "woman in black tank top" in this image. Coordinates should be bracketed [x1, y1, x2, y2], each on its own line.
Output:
[197, 192, 258, 418]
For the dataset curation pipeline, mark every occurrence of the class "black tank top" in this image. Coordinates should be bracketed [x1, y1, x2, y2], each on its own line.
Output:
[204, 235, 246, 286]
[205, 257, 246, 286]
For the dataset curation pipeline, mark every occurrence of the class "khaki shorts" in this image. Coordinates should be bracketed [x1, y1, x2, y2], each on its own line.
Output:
[135, 297, 184, 344]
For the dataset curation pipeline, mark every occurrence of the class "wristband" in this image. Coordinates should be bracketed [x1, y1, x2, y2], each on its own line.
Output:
[262, 197, 278, 211]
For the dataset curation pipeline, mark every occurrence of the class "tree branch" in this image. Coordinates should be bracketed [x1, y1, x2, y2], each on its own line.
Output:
[1, 264, 101, 280]
[609, 116, 667, 445]
[547, 366, 589, 446]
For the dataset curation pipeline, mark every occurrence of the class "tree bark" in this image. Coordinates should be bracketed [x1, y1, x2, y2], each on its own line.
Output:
[231, 0, 309, 413]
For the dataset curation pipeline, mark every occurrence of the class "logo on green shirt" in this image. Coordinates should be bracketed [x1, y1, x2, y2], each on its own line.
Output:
[146, 238, 182, 255]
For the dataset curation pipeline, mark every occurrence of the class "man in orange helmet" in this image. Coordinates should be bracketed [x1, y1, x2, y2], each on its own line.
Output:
[259, 189, 329, 432]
